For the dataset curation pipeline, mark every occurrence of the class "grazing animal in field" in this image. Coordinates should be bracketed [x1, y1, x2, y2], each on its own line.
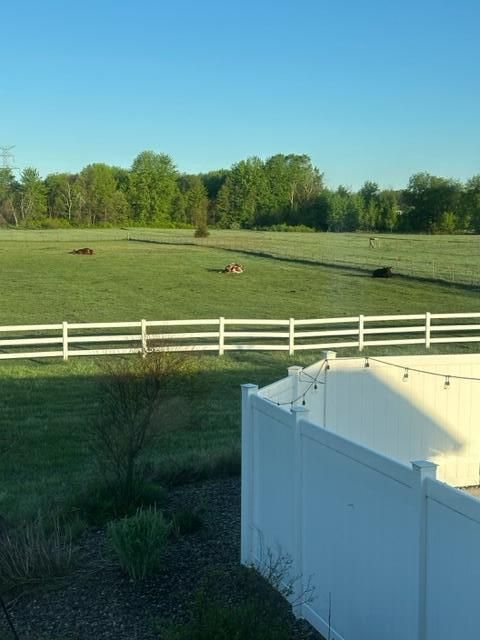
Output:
[372, 266, 393, 278]
[70, 247, 95, 255]
[223, 262, 244, 273]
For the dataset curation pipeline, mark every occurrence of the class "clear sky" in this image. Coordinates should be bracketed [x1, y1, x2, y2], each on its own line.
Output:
[1, 0, 479, 189]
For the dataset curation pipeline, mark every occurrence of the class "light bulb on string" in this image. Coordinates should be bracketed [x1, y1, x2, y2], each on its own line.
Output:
[364, 357, 370, 368]
[444, 376, 450, 390]
[403, 369, 409, 382]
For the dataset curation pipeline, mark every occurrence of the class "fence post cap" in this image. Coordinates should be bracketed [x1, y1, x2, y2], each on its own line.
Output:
[288, 365, 303, 376]
[241, 383, 258, 390]
[321, 350, 337, 360]
[291, 405, 309, 414]
[411, 460, 438, 479]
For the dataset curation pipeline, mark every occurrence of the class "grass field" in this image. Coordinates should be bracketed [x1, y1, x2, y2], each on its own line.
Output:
[128, 228, 480, 286]
[1, 229, 479, 524]
[1, 229, 480, 324]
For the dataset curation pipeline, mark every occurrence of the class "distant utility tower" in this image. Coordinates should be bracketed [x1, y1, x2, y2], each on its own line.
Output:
[0, 145, 15, 169]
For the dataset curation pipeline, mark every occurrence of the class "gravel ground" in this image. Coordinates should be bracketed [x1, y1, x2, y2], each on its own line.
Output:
[0, 477, 323, 640]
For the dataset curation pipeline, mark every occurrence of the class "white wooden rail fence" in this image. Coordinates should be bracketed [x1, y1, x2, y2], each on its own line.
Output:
[0, 312, 480, 361]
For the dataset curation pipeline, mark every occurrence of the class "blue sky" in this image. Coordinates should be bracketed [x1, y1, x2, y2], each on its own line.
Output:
[1, 0, 479, 189]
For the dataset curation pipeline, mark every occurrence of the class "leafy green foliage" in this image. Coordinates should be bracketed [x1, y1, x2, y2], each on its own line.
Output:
[129, 150, 179, 225]
[79, 163, 128, 225]
[2, 147, 479, 233]
[107, 506, 170, 579]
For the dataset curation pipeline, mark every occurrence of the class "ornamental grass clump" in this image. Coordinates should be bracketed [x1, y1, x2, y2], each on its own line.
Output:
[107, 506, 170, 580]
[0, 514, 74, 591]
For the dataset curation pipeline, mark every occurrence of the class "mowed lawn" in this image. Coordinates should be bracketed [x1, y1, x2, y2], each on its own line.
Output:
[0, 230, 479, 522]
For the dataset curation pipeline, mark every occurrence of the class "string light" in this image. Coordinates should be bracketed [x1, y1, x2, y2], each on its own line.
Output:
[268, 353, 479, 409]
[268, 359, 329, 409]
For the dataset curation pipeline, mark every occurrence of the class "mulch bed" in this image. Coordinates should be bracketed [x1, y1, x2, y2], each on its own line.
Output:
[0, 477, 322, 640]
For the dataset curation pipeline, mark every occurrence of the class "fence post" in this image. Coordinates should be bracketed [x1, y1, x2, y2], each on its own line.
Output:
[62, 321, 69, 361]
[288, 365, 303, 405]
[241, 383, 259, 566]
[289, 318, 295, 355]
[291, 405, 309, 618]
[412, 460, 437, 640]
[141, 319, 148, 357]
[358, 314, 365, 351]
[425, 312, 431, 349]
[219, 317, 225, 356]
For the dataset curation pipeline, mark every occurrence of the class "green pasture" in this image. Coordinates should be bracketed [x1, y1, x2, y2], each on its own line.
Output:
[0, 229, 479, 523]
[1, 229, 479, 324]
[129, 228, 480, 286]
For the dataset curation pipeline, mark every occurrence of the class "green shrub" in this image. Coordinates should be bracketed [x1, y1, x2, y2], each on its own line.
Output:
[107, 506, 170, 580]
[194, 223, 209, 238]
[74, 478, 167, 526]
[87, 352, 197, 507]
[0, 514, 74, 591]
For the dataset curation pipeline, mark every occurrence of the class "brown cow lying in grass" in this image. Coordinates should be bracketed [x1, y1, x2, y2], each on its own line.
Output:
[223, 262, 244, 273]
[70, 248, 95, 255]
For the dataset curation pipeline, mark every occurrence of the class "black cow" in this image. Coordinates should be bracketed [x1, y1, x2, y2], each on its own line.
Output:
[372, 266, 393, 278]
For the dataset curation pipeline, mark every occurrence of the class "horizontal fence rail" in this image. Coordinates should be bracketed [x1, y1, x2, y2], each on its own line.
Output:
[0, 312, 480, 361]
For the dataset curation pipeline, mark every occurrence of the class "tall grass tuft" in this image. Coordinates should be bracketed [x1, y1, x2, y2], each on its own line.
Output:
[0, 514, 74, 591]
[107, 506, 170, 580]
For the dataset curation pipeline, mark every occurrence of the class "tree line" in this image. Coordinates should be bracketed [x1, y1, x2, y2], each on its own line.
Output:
[0, 150, 479, 233]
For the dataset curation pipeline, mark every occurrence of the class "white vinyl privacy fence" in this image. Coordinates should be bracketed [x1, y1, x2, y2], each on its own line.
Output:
[242, 375, 480, 640]
[265, 353, 480, 487]
[1, 312, 480, 360]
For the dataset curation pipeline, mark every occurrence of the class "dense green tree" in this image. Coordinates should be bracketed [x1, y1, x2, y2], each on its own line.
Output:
[404, 173, 462, 232]
[45, 173, 83, 222]
[376, 190, 398, 232]
[79, 164, 128, 225]
[326, 188, 349, 231]
[129, 151, 178, 225]
[358, 181, 379, 230]
[465, 175, 480, 233]
[178, 175, 209, 226]
[265, 154, 323, 225]
[216, 157, 268, 228]
[0, 168, 18, 226]
[18, 167, 47, 224]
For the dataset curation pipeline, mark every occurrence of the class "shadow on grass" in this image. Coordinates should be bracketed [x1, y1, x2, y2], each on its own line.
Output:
[130, 237, 480, 291]
[0, 352, 301, 523]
